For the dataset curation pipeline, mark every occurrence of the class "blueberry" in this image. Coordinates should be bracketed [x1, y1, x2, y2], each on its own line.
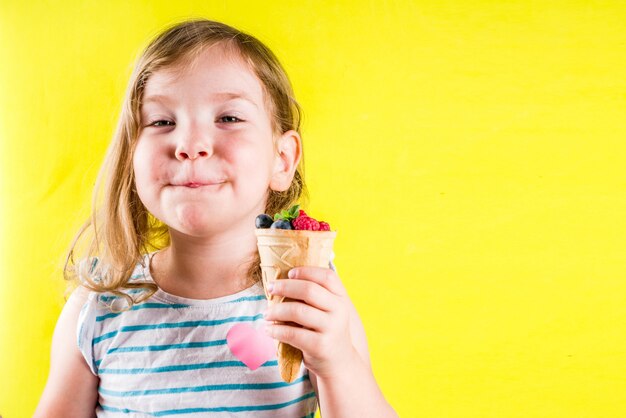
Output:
[255, 214, 274, 229]
[270, 219, 293, 230]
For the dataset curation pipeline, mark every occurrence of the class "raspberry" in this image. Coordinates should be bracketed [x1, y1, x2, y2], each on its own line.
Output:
[319, 221, 330, 231]
[298, 209, 308, 217]
[292, 216, 320, 231]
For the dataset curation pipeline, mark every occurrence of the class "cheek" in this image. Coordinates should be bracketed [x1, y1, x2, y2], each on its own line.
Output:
[219, 139, 275, 171]
[132, 145, 147, 181]
[134, 140, 162, 174]
[132, 142, 158, 192]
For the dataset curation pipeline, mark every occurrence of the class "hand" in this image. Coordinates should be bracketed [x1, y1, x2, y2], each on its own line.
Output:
[263, 266, 358, 379]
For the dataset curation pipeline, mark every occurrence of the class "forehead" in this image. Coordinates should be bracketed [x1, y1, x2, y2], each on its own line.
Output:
[142, 44, 266, 106]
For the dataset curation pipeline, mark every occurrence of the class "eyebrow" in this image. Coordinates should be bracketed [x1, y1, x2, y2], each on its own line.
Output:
[142, 92, 258, 108]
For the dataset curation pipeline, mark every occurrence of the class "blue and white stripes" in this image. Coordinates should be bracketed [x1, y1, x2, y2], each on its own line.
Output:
[98, 392, 317, 416]
[77, 253, 318, 417]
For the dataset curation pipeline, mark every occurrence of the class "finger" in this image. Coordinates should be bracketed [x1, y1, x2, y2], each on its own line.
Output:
[264, 301, 328, 331]
[288, 267, 346, 297]
[269, 279, 334, 312]
[264, 322, 319, 353]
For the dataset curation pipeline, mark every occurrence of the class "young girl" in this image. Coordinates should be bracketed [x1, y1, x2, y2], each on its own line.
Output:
[35, 18, 397, 417]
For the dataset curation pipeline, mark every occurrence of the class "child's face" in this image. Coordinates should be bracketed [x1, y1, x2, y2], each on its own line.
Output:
[133, 45, 280, 237]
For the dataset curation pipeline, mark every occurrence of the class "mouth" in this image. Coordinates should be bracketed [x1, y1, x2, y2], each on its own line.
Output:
[178, 180, 226, 188]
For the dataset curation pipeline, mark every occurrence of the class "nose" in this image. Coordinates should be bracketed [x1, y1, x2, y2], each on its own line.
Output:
[175, 128, 213, 161]
[176, 147, 210, 161]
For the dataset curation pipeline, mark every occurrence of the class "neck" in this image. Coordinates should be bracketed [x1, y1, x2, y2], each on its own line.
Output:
[150, 222, 258, 299]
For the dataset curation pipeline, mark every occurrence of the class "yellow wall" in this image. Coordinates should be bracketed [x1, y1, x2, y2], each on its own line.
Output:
[2, 1, 626, 417]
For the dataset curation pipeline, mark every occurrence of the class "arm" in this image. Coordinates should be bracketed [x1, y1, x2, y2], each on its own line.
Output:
[34, 287, 99, 418]
[264, 267, 398, 418]
[310, 300, 397, 418]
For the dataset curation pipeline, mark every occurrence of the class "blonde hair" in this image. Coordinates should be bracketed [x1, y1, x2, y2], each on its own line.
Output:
[65, 18, 307, 307]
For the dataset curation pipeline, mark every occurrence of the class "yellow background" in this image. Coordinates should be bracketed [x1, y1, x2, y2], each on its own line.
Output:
[1, 1, 625, 417]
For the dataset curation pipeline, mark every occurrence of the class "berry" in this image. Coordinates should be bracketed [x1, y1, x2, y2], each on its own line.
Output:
[255, 214, 274, 229]
[270, 219, 293, 230]
[319, 221, 330, 231]
[292, 216, 320, 231]
[298, 209, 308, 217]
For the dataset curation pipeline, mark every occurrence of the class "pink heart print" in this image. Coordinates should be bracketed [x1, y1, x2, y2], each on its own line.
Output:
[226, 323, 277, 370]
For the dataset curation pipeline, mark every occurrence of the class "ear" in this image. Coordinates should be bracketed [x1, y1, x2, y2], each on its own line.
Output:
[270, 130, 302, 192]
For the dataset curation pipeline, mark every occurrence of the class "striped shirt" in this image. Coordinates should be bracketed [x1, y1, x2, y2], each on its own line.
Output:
[77, 253, 318, 417]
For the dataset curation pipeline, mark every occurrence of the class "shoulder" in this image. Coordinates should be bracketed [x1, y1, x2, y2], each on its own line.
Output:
[34, 286, 99, 417]
[58, 286, 94, 339]
[55, 286, 96, 370]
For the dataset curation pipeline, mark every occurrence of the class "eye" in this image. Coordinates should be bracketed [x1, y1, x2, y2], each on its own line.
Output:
[146, 120, 175, 128]
[218, 115, 243, 123]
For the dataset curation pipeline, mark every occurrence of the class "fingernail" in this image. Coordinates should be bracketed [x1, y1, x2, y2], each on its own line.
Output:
[266, 281, 274, 293]
[288, 269, 295, 279]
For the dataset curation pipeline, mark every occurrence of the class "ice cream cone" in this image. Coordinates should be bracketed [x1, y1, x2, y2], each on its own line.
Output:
[255, 228, 336, 382]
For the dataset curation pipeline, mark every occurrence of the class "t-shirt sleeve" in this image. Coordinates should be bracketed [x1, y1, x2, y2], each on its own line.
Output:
[76, 291, 99, 376]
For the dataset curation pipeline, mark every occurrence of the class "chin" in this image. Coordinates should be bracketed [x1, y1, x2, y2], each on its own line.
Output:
[167, 217, 216, 237]
[171, 205, 213, 231]
[170, 208, 243, 238]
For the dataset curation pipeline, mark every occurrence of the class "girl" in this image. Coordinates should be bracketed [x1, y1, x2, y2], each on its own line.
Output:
[35, 18, 398, 417]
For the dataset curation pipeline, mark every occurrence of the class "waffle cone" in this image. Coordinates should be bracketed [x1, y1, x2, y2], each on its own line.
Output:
[255, 228, 336, 382]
